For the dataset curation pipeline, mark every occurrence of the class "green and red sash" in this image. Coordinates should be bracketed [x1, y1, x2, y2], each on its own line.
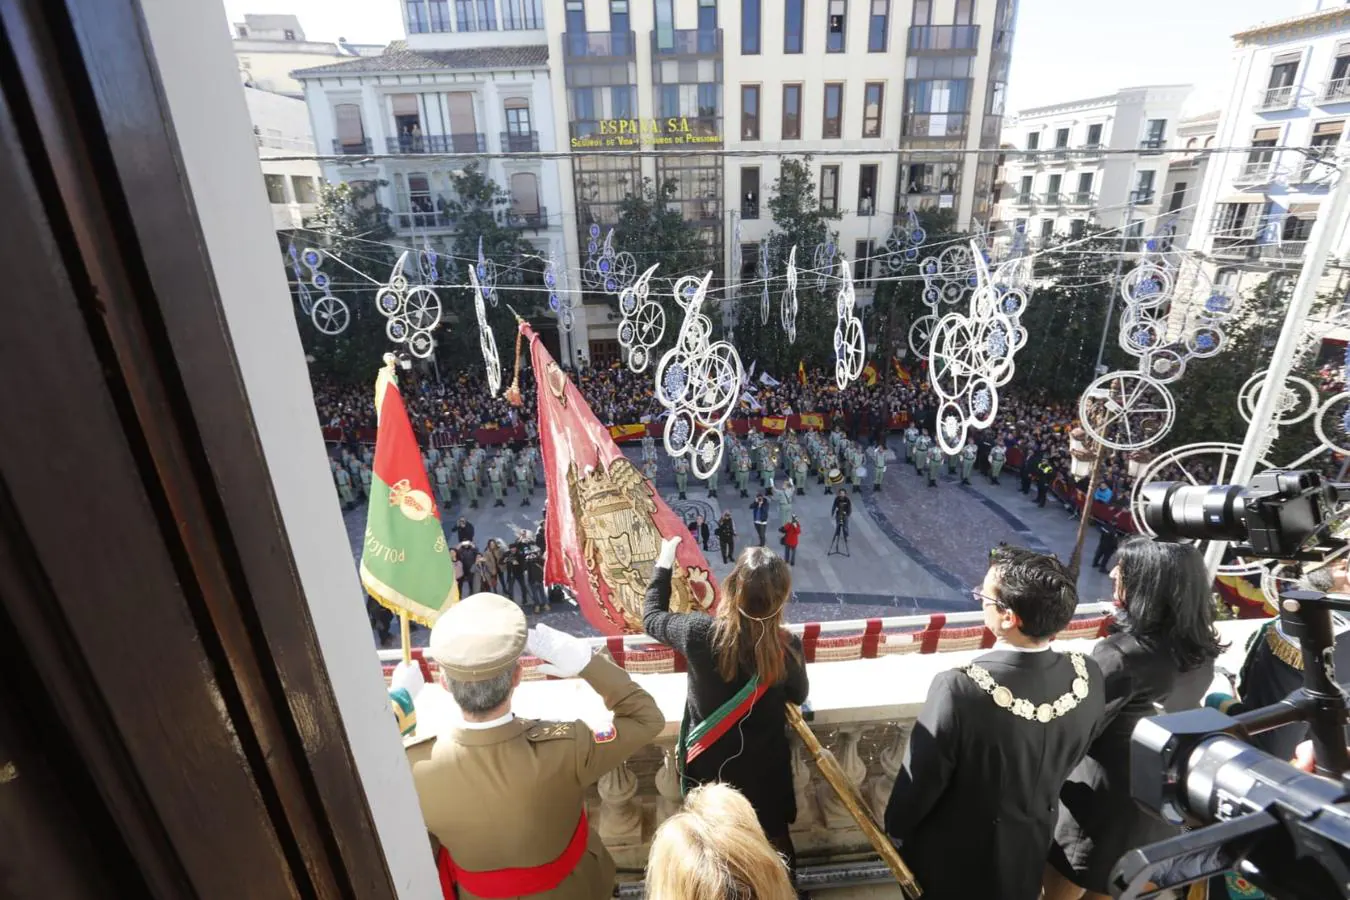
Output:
[676, 674, 767, 796]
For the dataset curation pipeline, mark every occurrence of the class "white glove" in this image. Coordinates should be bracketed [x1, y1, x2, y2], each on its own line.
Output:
[389, 660, 426, 701]
[526, 623, 592, 678]
[656, 535, 681, 571]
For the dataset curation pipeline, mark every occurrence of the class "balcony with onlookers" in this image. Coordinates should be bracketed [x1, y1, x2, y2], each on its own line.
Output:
[902, 113, 968, 139]
[1255, 84, 1296, 112]
[500, 131, 540, 153]
[506, 206, 548, 232]
[563, 30, 636, 60]
[385, 134, 487, 154]
[1322, 77, 1350, 104]
[908, 24, 980, 52]
[332, 137, 372, 155]
[651, 28, 721, 56]
[394, 209, 456, 231]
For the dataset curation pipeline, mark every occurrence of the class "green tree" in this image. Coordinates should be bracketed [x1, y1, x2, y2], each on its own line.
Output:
[869, 208, 959, 380]
[733, 157, 841, 375]
[289, 180, 397, 384]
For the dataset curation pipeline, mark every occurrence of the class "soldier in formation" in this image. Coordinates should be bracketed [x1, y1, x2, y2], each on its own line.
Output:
[903, 424, 919, 465]
[489, 459, 506, 508]
[515, 457, 533, 507]
[989, 443, 1007, 485]
[643, 457, 659, 486]
[641, 434, 658, 468]
[674, 457, 690, 500]
[914, 430, 932, 476]
[334, 461, 355, 510]
[776, 478, 794, 526]
[960, 441, 978, 486]
[734, 449, 751, 498]
[848, 445, 864, 494]
[926, 440, 944, 488]
[703, 457, 720, 498]
[433, 459, 452, 507]
[793, 452, 808, 496]
[463, 459, 480, 509]
[869, 444, 887, 492]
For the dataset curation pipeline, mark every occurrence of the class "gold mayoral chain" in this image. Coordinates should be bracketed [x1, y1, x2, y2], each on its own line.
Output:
[963, 653, 1091, 724]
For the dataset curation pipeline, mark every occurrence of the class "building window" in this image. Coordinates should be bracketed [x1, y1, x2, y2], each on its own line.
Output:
[263, 174, 288, 204]
[740, 167, 760, 218]
[868, 0, 889, 51]
[609, 0, 630, 33]
[953, 0, 974, 24]
[782, 84, 801, 139]
[1085, 122, 1102, 147]
[854, 240, 874, 285]
[565, 0, 586, 31]
[1074, 171, 1093, 203]
[510, 172, 541, 218]
[236, 25, 248, 37]
[456, 0, 475, 30]
[1329, 43, 1350, 99]
[502, 0, 543, 29]
[821, 164, 840, 213]
[912, 0, 931, 25]
[392, 94, 423, 150]
[698, 0, 717, 32]
[407, 0, 429, 33]
[292, 175, 317, 204]
[862, 82, 884, 137]
[1166, 181, 1186, 213]
[334, 103, 366, 153]
[742, 85, 761, 140]
[1017, 174, 1032, 201]
[1133, 170, 1156, 204]
[1054, 127, 1069, 149]
[1142, 118, 1166, 150]
[284, 28, 296, 40]
[1045, 173, 1061, 202]
[504, 98, 532, 134]
[1069, 219, 1085, 240]
[901, 157, 959, 196]
[740, 243, 758, 281]
[785, 0, 804, 52]
[823, 83, 844, 139]
[429, 0, 452, 30]
[1264, 52, 1300, 107]
[827, 0, 847, 53]
[857, 163, 878, 214]
[401, 174, 435, 226]
[1026, 131, 1039, 150]
[1307, 120, 1343, 177]
[1039, 218, 1054, 243]
[1283, 205, 1317, 243]
[742, 0, 761, 53]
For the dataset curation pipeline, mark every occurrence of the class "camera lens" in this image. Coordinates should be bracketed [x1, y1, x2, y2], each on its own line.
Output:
[1139, 481, 1247, 542]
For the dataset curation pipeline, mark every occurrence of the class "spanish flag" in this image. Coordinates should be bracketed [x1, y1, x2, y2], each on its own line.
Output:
[862, 361, 878, 386]
[893, 359, 911, 384]
[797, 360, 807, 385]
[360, 357, 459, 626]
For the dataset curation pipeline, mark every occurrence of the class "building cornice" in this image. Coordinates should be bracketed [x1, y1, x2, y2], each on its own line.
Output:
[1233, 7, 1350, 45]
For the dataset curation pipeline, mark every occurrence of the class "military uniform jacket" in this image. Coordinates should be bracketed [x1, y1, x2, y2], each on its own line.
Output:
[884, 649, 1104, 900]
[408, 656, 663, 900]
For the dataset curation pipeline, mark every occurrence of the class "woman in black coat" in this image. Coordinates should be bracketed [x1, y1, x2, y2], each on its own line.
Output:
[1043, 537, 1225, 900]
[643, 538, 809, 870]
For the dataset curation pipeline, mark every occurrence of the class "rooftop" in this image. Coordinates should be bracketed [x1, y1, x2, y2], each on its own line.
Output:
[1018, 84, 1192, 117]
[1233, 4, 1350, 41]
[292, 40, 549, 78]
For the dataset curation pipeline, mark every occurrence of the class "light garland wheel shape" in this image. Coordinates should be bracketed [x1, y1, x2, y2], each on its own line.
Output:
[781, 245, 799, 344]
[404, 286, 442, 331]
[467, 264, 501, 396]
[908, 314, 937, 357]
[408, 330, 435, 359]
[1237, 372, 1319, 426]
[312, 295, 350, 335]
[691, 428, 725, 480]
[1078, 370, 1175, 451]
[936, 399, 969, 455]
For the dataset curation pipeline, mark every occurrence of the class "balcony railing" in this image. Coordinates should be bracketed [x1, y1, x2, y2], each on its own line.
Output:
[1211, 237, 1261, 260]
[652, 28, 721, 55]
[385, 134, 487, 154]
[741, 202, 759, 220]
[1078, 142, 1103, 158]
[901, 113, 969, 138]
[332, 138, 372, 155]
[1256, 84, 1296, 111]
[506, 206, 548, 231]
[1047, 148, 1070, 163]
[563, 30, 636, 59]
[1066, 192, 1096, 206]
[1139, 138, 1165, 154]
[394, 210, 456, 231]
[908, 24, 980, 51]
[1262, 240, 1307, 263]
[1322, 77, 1350, 104]
[1234, 160, 1275, 184]
[500, 131, 540, 152]
[1131, 189, 1156, 205]
[1012, 192, 1034, 206]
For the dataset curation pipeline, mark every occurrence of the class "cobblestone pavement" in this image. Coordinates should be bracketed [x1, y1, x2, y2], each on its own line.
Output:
[347, 444, 1116, 644]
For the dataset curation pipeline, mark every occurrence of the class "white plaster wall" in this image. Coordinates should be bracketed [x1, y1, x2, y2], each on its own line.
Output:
[139, 1, 439, 896]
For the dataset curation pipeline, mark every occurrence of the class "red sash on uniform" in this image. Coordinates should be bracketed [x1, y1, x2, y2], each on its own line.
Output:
[436, 810, 589, 899]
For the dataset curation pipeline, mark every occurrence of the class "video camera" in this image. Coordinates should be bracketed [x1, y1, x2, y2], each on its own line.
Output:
[1113, 470, 1350, 899]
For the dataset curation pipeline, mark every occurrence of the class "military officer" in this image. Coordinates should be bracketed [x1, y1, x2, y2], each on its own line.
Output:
[960, 441, 978, 486]
[914, 431, 933, 476]
[334, 464, 355, 510]
[407, 595, 663, 900]
[463, 461, 480, 509]
[515, 458, 533, 507]
[489, 460, 506, 507]
[793, 453, 809, 495]
[776, 479, 794, 525]
[734, 451, 751, 497]
[903, 425, 919, 465]
[870, 445, 887, 492]
[926, 441, 944, 488]
[673, 457, 690, 499]
[989, 443, 1007, 485]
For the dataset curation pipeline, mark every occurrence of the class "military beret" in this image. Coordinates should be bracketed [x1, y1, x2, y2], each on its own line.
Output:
[430, 592, 527, 682]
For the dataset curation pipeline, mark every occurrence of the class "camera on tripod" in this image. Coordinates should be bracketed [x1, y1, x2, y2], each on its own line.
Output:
[1112, 469, 1350, 899]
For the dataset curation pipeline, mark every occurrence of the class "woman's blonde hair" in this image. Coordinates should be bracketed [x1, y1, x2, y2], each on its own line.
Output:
[645, 784, 795, 900]
[713, 547, 792, 685]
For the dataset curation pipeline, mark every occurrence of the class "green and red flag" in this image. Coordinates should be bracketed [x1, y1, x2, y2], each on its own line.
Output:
[360, 358, 458, 625]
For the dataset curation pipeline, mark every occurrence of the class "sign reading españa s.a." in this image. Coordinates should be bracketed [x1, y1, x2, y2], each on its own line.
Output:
[571, 116, 721, 150]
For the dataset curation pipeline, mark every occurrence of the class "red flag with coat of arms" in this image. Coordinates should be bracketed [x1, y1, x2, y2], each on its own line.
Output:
[521, 323, 720, 634]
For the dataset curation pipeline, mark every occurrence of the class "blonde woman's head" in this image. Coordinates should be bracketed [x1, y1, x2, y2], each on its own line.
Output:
[645, 784, 795, 900]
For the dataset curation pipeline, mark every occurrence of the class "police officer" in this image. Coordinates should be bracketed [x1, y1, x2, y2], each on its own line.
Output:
[903, 424, 919, 465]
[989, 443, 1007, 485]
[1036, 455, 1055, 507]
[673, 457, 689, 499]
[870, 444, 887, 492]
[407, 595, 663, 900]
[793, 453, 809, 496]
[960, 441, 978, 486]
[926, 440, 943, 488]
[735, 451, 751, 498]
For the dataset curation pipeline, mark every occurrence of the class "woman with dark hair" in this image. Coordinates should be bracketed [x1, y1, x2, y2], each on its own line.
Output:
[1044, 537, 1226, 900]
[643, 538, 809, 873]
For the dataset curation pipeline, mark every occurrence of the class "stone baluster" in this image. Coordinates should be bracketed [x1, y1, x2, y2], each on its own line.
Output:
[818, 726, 867, 828]
[865, 723, 911, 822]
[597, 760, 643, 845]
[653, 746, 682, 826]
[789, 733, 819, 832]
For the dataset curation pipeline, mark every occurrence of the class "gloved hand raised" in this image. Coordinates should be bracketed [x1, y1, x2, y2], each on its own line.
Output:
[526, 623, 593, 678]
[656, 535, 681, 571]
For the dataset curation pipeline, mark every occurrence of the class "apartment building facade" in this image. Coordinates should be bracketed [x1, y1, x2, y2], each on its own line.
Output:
[995, 85, 1191, 247]
[244, 86, 324, 232]
[1186, 2, 1350, 293]
[233, 14, 383, 99]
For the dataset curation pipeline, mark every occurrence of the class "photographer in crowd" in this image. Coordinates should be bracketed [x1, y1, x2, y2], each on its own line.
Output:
[830, 488, 852, 542]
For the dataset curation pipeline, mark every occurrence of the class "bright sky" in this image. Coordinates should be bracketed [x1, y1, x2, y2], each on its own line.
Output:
[222, 0, 1312, 114]
[1004, 0, 1310, 115]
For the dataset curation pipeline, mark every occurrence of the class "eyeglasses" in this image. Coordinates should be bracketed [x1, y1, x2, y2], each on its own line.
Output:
[971, 588, 1008, 612]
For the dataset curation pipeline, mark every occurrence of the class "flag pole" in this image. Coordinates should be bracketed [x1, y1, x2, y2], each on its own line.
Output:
[400, 614, 411, 666]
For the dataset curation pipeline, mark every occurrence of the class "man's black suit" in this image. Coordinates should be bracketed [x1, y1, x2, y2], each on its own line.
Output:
[885, 648, 1105, 900]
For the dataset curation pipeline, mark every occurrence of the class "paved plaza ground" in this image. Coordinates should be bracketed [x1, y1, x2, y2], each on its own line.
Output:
[346, 444, 1115, 646]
